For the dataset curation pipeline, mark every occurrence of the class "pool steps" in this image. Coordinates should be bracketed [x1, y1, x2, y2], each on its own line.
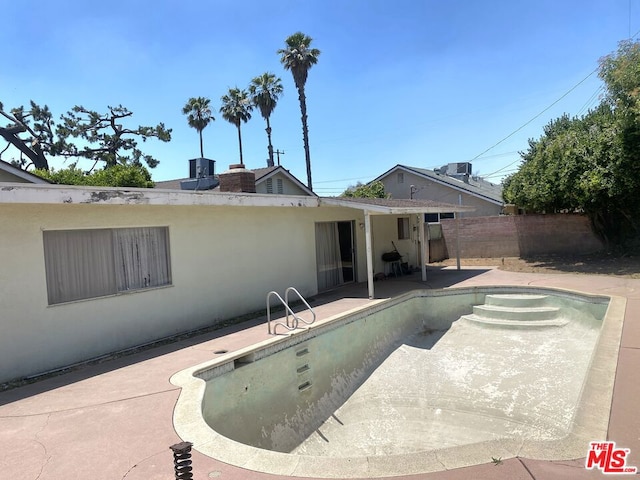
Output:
[462, 294, 568, 327]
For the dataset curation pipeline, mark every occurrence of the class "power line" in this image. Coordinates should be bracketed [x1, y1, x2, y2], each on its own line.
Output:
[483, 168, 519, 179]
[481, 30, 640, 179]
[314, 175, 372, 184]
[470, 66, 600, 161]
[576, 85, 605, 116]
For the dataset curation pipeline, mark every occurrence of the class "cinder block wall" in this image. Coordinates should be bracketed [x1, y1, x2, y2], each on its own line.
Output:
[441, 214, 603, 258]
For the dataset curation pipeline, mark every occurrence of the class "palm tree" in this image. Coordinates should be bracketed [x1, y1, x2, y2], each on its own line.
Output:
[249, 73, 283, 167]
[219, 87, 253, 166]
[182, 97, 214, 158]
[278, 32, 320, 190]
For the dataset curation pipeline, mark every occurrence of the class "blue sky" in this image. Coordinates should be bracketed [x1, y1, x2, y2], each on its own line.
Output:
[2, 0, 637, 194]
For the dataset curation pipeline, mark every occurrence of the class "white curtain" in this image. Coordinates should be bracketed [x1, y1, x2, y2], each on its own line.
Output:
[114, 227, 171, 291]
[315, 222, 344, 290]
[44, 229, 116, 304]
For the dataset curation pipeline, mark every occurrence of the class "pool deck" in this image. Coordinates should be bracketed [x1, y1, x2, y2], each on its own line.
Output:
[1, 266, 638, 479]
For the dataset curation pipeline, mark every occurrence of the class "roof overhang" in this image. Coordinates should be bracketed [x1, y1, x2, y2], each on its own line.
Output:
[0, 184, 475, 216]
[0, 183, 319, 208]
[320, 197, 475, 215]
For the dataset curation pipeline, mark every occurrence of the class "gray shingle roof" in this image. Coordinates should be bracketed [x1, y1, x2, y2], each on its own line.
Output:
[400, 165, 503, 203]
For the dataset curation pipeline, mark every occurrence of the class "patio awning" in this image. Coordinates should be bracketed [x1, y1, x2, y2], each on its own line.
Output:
[320, 197, 475, 299]
[319, 196, 475, 214]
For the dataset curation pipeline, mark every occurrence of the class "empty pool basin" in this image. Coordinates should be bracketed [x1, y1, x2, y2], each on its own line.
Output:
[170, 286, 625, 478]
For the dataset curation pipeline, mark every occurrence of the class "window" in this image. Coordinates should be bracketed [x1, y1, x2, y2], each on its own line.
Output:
[266, 178, 273, 194]
[43, 227, 171, 305]
[397, 172, 404, 184]
[276, 178, 284, 194]
[397, 217, 410, 240]
[424, 213, 454, 222]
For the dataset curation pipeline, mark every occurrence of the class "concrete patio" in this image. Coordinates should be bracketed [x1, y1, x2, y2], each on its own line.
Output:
[1, 266, 638, 479]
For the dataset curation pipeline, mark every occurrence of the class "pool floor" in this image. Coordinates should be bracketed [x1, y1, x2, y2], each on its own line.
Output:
[292, 315, 600, 457]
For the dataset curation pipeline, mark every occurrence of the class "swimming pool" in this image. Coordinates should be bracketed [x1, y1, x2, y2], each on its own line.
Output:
[171, 286, 625, 478]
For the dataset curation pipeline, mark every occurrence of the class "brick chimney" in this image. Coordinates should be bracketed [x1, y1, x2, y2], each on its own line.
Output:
[218, 164, 256, 193]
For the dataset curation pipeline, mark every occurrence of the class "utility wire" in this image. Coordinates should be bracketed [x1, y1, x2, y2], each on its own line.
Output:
[475, 29, 640, 180]
[576, 85, 605, 116]
[470, 66, 600, 162]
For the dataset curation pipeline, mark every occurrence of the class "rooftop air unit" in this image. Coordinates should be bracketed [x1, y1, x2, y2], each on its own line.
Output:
[181, 158, 219, 190]
[447, 162, 472, 175]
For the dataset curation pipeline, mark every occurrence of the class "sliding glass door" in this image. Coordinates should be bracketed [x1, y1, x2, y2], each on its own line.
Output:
[315, 221, 355, 290]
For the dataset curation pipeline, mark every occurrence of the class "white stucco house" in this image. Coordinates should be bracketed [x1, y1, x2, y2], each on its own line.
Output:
[0, 170, 472, 383]
[374, 163, 504, 218]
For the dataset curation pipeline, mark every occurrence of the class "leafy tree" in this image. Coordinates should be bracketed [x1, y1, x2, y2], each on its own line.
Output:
[599, 40, 640, 115]
[220, 87, 253, 166]
[278, 32, 320, 190]
[0, 102, 171, 172]
[503, 40, 640, 245]
[35, 163, 154, 188]
[342, 181, 389, 198]
[182, 97, 214, 158]
[249, 73, 283, 167]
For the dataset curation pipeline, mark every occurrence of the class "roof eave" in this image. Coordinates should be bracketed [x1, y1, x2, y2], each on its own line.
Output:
[0, 183, 320, 208]
[319, 197, 475, 214]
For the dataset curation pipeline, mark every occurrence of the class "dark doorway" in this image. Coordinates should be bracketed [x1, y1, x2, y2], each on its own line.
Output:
[337, 221, 355, 283]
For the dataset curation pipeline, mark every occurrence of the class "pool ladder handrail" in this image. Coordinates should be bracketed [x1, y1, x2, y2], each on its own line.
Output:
[266, 291, 302, 334]
[284, 287, 316, 327]
[266, 288, 316, 335]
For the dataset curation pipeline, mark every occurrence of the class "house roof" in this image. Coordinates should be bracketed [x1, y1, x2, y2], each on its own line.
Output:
[0, 182, 319, 208]
[373, 164, 503, 205]
[154, 165, 315, 196]
[0, 160, 50, 184]
[0, 183, 471, 216]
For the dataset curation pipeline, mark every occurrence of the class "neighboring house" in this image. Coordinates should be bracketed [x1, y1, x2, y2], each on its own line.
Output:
[155, 161, 314, 197]
[373, 163, 504, 218]
[252, 166, 314, 196]
[0, 178, 471, 383]
[0, 159, 50, 184]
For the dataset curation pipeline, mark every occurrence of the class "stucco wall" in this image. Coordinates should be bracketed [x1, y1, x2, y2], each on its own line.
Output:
[440, 214, 603, 258]
[381, 170, 503, 217]
[0, 202, 373, 383]
[370, 214, 423, 274]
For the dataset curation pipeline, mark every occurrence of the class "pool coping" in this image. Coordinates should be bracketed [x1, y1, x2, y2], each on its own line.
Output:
[170, 285, 626, 478]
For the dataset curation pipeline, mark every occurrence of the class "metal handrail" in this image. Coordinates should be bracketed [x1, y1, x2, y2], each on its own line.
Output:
[266, 291, 303, 334]
[284, 287, 316, 327]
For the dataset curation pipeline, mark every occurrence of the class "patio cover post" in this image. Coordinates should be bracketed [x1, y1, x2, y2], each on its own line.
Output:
[420, 214, 427, 281]
[364, 211, 375, 299]
[455, 214, 461, 270]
